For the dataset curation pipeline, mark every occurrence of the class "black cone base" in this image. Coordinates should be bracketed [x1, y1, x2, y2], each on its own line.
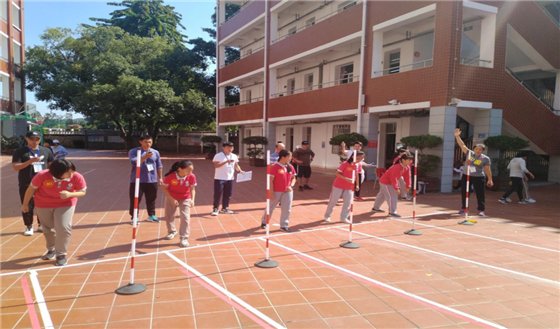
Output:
[255, 259, 279, 268]
[115, 283, 146, 295]
[340, 241, 360, 249]
[404, 229, 422, 235]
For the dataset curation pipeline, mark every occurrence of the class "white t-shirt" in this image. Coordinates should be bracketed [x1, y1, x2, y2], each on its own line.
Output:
[213, 152, 239, 180]
[507, 157, 529, 178]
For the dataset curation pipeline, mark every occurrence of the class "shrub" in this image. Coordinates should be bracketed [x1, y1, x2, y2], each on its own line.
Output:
[329, 133, 368, 146]
[242, 136, 268, 159]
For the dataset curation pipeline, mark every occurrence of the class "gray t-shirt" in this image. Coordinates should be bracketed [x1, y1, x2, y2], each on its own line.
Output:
[463, 151, 491, 177]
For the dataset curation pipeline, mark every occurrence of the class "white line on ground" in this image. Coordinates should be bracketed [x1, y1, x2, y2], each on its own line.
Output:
[347, 228, 560, 286]
[28, 270, 54, 329]
[165, 251, 286, 329]
[267, 239, 507, 329]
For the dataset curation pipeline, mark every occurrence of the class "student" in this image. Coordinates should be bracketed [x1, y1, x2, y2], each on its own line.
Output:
[21, 159, 87, 266]
[162, 160, 196, 247]
[128, 135, 163, 222]
[260, 150, 297, 232]
[51, 139, 69, 160]
[454, 128, 493, 216]
[270, 142, 285, 164]
[372, 152, 412, 217]
[12, 131, 54, 236]
[292, 141, 315, 191]
[212, 142, 244, 216]
[393, 147, 411, 200]
[324, 151, 365, 223]
[499, 151, 534, 204]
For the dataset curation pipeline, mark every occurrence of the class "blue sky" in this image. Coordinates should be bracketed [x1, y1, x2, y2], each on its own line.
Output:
[25, 0, 216, 116]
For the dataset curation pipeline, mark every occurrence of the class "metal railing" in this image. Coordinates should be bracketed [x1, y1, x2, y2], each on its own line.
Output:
[271, 75, 359, 98]
[222, 96, 264, 108]
[460, 57, 492, 67]
[506, 67, 557, 113]
[373, 59, 433, 76]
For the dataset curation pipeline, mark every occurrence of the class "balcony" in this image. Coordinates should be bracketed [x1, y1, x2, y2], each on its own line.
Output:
[218, 100, 263, 124]
[219, 49, 264, 84]
[269, 81, 358, 119]
[219, 1, 266, 41]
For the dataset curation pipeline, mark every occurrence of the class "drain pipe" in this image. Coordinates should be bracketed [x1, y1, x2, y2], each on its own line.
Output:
[356, 0, 368, 134]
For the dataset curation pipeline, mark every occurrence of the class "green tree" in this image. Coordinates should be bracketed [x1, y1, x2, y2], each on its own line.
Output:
[25, 26, 213, 147]
[90, 0, 187, 46]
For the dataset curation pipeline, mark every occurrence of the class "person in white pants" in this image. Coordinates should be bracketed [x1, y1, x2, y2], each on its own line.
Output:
[324, 151, 365, 223]
[372, 152, 412, 217]
[260, 150, 297, 232]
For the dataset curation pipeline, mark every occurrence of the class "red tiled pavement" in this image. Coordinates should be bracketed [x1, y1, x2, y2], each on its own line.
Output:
[1, 149, 559, 328]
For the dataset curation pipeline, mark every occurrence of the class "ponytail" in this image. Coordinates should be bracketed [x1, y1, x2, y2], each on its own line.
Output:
[165, 160, 192, 177]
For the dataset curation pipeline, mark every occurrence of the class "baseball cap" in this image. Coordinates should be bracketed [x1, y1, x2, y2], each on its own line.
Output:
[222, 141, 234, 147]
[52, 139, 60, 144]
[301, 141, 309, 145]
[25, 131, 40, 139]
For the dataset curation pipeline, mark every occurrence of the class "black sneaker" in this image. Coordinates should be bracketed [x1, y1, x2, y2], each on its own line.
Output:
[41, 250, 56, 260]
[220, 208, 235, 214]
[260, 223, 267, 229]
[303, 185, 313, 190]
[55, 255, 67, 266]
[371, 208, 384, 213]
[389, 213, 401, 218]
[280, 227, 290, 233]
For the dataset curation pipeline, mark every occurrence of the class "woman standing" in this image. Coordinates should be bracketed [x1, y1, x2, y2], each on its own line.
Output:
[162, 160, 196, 247]
[22, 159, 87, 266]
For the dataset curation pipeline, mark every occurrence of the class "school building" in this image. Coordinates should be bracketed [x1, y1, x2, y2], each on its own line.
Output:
[215, 0, 560, 192]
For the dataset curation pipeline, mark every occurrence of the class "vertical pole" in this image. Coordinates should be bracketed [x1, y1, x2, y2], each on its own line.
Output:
[255, 150, 279, 268]
[405, 150, 422, 235]
[341, 149, 360, 249]
[459, 150, 476, 225]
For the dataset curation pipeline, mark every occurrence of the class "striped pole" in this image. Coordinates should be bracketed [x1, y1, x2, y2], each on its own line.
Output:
[116, 149, 147, 294]
[459, 150, 476, 225]
[341, 149, 359, 249]
[255, 150, 279, 268]
[405, 150, 422, 235]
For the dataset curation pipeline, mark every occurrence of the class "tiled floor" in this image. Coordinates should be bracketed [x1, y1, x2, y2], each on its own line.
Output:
[1, 149, 559, 328]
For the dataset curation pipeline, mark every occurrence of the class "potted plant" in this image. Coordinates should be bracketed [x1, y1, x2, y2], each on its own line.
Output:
[201, 135, 222, 160]
[484, 135, 529, 190]
[242, 136, 268, 167]
[400, 134, 443, 192]
[1, 135, 23, 155]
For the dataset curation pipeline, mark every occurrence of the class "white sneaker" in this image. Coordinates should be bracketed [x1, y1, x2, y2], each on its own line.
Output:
[525, 198, 536, 204]
[211, 208, 219, 216]
[180, 238, 189, 248]
[342, 217, 351, 223]
[36, 225, 43, 233]
[165, 231, 177, 240]
[478, 211, 487, 217]
[23, 227, 33, 236]
[323, 217, 331, 223]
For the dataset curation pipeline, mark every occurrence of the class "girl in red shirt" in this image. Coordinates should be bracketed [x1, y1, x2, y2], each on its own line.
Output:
[372, 152, 412, 217]
[22, 159, 87, 266]
[162, 160, 196, 247]
[323, 151, 365, 223]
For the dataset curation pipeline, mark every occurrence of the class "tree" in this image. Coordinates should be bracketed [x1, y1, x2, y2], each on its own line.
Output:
[89, 0, 187, 46]
[25, 26, 214, 147]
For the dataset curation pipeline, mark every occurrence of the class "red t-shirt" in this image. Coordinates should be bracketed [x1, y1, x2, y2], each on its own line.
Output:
[270, 162, 296, 192]
[163, 173, 197, 200]
[380, 163, 411, 190]
[333, 162, 356, 190]
[31, 170, 87, 208]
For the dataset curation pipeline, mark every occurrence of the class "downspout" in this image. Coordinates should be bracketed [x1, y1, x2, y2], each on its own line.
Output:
[215, 0, 220, 135]
[356, 0, 368, 134]
[263, 0, 270, 138]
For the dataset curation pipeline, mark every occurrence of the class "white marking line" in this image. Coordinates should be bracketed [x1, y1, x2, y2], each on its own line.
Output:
[267, 240, 507, 329]
[81, 169, 96, 175]
[393, 215, 559, 253]
[348, 228, 560, 287]
[165, 251, 286, 329]
[28, 270, 54, 329]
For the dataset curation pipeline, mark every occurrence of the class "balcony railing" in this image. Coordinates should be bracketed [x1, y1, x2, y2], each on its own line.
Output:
[272, 0, 357, 44]
[460, 57, 492, 67]
[222, 96, 264, 108]
[271, 76, 359, 98]
[506, 67, 558, 115]
[373, 59, 433, 76]
[221, 0, 251, 25]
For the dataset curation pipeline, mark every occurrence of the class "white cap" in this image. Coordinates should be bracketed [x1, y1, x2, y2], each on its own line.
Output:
[52, 139, 60, 144]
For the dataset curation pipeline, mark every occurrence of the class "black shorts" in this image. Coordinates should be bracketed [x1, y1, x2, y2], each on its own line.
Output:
[297, 165, 312, 178]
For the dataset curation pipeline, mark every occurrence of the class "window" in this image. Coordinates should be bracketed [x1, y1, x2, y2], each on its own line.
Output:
[13, 41, 21, 65]
[14, 77, 22, 101]
[245, 89, 252, 103]
[337, 63, 354, 84]
[304, 73, 313, 91]
[286, 78, 295, 95]
[288, 26, 297, 35]
[338, 1, 357, 12]
[332, 124, 351, 153]
[0, 1, 7, 21]
[305, 17, 315, 27]
[0, 34, 7, 61]
[12, 3, 20, 29]
[388, 51, 400, 74]
[0, 74, 8, 99]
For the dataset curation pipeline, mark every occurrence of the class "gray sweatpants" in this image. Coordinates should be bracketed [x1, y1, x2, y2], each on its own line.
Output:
[163, 197, 191, 238]
[324, 187, 353, 221]
[373, 183, 399, 214]
[261, 191, 293, 228]
[36, 206, 75, 257]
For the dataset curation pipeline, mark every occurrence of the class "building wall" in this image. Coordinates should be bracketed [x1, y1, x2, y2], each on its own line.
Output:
[1, 0, 25, 113]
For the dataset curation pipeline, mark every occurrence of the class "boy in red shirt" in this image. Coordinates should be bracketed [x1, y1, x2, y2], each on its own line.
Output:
[372, 152, 412, 217]
[162, 160, 197, 247]
[22, 159, 87, 266]
[260, 150, 297, 232]
[323, 151, 365, 223]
